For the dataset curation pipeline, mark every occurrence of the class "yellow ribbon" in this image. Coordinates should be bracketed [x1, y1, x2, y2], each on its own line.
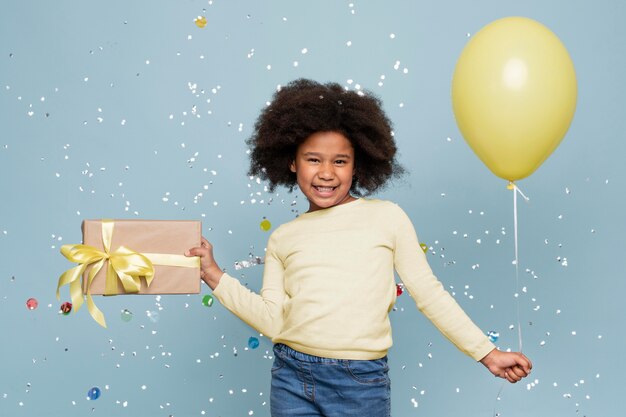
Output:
[56, 219, 200, 328]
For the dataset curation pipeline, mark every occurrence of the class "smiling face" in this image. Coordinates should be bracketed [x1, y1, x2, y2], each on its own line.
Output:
[290, 131, 357, 213]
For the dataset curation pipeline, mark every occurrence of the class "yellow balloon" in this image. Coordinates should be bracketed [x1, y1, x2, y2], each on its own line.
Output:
[452, 17, 577, 181]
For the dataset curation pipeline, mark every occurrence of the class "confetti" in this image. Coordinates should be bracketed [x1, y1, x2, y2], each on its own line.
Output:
[0, 4, 613, 416]
[26, 298, 38, 310]
[87, 387, 101, 400]
[260, 219, 271, 231]
[487, 331, 499, 343]
[120, 309, 133, 322]
[234, 255, 264, 270]
[146, 311, 159, 323]
[60, 302, 72, 315]
[248, 337, 260, 349]
[202, 295, 214, 307]
[396, 283, 404, 296]
[194, 16, 207, 28]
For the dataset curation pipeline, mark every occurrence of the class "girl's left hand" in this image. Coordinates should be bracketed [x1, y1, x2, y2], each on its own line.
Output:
[480, 349, 532, 383]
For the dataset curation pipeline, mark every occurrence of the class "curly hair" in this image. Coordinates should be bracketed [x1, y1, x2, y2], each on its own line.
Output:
[246, 78, 405, 196]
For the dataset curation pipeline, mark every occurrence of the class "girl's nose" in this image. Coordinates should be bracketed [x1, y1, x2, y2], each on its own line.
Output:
[317, 163, 335, 179]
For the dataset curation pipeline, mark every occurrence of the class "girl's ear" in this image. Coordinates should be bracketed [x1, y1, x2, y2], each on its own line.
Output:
[289, 161, 296, 173]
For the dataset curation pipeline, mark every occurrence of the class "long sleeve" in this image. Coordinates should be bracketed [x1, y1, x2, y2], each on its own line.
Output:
[211, 231, 286, 338]
[393, 206, 495, 361]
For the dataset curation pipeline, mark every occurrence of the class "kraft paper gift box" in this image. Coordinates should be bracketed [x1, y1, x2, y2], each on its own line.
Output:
[57, 219, 202, 327]
[81, 219, 201, 295]
[82, 220, 202, 294]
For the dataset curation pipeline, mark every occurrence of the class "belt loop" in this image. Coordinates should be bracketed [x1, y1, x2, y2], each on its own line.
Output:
[274, 343, 284, 357]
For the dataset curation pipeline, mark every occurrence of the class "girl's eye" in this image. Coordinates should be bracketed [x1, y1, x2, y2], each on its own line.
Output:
[335, 160, 346, 165]
[307, 158, 319, 163]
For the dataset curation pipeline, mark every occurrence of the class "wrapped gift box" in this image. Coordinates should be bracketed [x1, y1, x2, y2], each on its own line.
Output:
[82, 219, 201, 295]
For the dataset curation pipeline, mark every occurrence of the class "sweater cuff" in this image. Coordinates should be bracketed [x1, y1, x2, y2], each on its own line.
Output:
[211, 272, 231, 300]
[471, 339, 497, 362]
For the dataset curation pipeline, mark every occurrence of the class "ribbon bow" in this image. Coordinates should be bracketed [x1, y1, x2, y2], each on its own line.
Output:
[56, 219, 198, 328]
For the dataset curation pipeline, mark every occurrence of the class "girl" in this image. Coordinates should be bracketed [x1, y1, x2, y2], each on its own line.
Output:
[186, 79, 532, 417]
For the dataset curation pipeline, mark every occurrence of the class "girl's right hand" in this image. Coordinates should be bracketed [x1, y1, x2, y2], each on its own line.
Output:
[185, 237, 223, 290]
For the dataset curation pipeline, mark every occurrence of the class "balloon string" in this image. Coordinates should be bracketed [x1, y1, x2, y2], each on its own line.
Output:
[492, 381, 505, 417]
[512, 182, 529, 352]
[513, 185, 522, 352]
[493, 182, 530, 417]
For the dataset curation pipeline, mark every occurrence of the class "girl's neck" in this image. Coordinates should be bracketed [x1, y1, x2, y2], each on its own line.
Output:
[306, 195, 360, 213]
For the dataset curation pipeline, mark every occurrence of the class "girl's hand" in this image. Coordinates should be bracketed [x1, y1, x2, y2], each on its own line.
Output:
[480, 349, 532, 383]
[185, 237, 223, 290]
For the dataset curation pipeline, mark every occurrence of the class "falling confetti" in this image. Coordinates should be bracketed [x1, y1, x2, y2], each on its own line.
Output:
[260, 219, 271, 231]
[202, 295, 214, 307]
[0, 4, 614, 416]
[234, 255, 264, 270]
[120, 309, 133, 322]
[26, 298, 38, 310]
[87, 387, 101, 400]
[487, 331, 500, 343]
[60, 302, 72, 315]
[396, 283, 404, 296]
[194, 16, 207, 28]
[248, 337, 260, 349]
[146, 310, 159, 323]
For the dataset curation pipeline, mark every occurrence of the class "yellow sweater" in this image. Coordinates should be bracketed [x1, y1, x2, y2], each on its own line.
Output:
[213, 198, 495, 361]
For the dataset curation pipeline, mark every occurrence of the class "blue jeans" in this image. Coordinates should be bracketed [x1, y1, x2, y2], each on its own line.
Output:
[270, 343, 391, 417]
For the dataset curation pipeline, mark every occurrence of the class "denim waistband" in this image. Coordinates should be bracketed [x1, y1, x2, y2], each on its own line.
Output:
[273, 343, 387, 364]
[274, 343, 341, 363]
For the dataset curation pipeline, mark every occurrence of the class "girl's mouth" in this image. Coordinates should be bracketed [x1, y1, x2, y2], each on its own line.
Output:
[313, 186, 337, 194]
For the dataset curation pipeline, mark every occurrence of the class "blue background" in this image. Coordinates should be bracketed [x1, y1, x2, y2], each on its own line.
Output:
[2, 1, 625, 416]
